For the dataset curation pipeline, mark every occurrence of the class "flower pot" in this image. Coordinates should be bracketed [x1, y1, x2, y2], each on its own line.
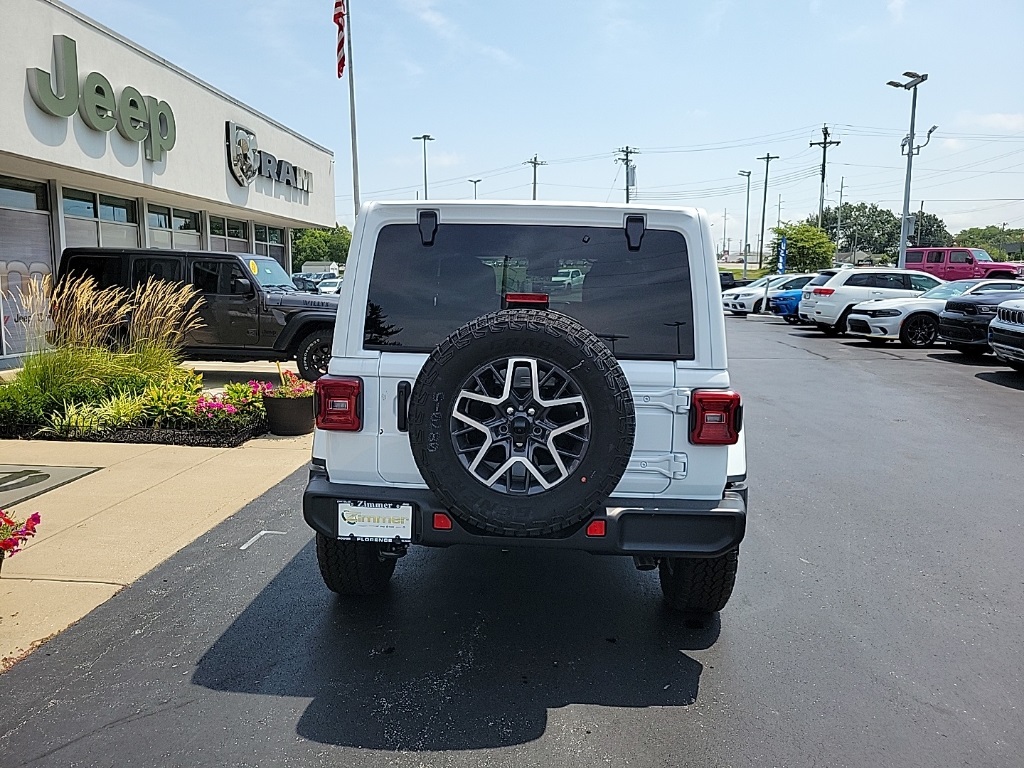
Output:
[262, 395, 314, 436]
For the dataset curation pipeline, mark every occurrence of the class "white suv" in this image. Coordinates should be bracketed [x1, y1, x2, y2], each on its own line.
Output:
[798, 267, 942, 335]
[303, 201, 747, 616]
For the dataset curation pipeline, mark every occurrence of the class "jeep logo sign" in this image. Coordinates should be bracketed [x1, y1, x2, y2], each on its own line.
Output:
[27, 35, 176, 162]
[226, 121, 313, 192]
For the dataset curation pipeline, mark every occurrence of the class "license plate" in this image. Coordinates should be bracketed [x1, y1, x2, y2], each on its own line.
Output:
[337, 500, 413, 542]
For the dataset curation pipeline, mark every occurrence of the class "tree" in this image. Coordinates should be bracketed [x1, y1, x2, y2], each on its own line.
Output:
[909, 212, 951, 249]
[770, 222, 835, 273]
[808, 203, 900, 256]
[291, 225, 352, 268]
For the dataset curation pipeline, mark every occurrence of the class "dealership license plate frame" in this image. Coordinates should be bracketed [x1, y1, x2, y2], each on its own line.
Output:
[336, 500, 413, 542]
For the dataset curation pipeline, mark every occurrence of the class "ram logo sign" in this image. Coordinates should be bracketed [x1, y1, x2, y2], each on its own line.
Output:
[225, 121, 313, 193]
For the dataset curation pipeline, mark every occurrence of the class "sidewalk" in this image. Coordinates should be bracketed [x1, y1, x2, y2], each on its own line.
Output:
[0, 432, 312, 670]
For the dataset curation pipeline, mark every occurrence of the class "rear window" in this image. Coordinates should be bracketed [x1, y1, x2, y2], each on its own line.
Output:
[905, 251, 924, 264]
[807, 271, 836, 287]
[364, 223, 695, 360]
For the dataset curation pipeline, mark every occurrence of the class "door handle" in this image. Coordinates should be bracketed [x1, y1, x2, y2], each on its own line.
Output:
[397, 381, 411, 432]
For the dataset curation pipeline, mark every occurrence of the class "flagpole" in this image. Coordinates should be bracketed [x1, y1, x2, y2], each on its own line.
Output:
[345, 3, 361, 217]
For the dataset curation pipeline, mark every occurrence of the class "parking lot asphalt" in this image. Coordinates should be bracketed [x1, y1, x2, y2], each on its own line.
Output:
[1, 316, 1022, 768]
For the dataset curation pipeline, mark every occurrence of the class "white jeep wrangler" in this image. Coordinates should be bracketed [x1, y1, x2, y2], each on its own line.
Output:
[303, 201, 747, 615]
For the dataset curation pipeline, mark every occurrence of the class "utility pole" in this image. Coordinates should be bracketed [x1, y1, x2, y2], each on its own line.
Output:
[616, 146, 639, 203]
[756, 153, 779, 270]
[777, 194, 782, 227]
[723, 208, 728, 257]
[468, 178, 481, 199]
[738, 170, 752, 278]
[888, 71, 932, 268]
[836, 177, 845, 253]
[523, 154, 547, 200]
[810, 124, 840, 227]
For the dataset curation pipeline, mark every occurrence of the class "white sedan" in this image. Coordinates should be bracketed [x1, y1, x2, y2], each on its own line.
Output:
[846, 278, 1024, 347]
[317, 278, 343, 295]
[723, 274, 815, 315]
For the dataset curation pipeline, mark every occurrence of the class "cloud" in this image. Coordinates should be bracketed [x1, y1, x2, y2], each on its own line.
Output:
[401, 0, 516, 66]
[887, 0, 907, 22]
[961, 113, 1024, 133]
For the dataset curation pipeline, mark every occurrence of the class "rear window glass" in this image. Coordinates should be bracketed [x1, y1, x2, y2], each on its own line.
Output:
[807, 272, 836, 287]
[364, 223, 695, 360]
[905, 251, 924, 263]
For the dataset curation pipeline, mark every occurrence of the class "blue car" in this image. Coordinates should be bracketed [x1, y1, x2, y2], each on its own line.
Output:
[770, 288, 803, 324]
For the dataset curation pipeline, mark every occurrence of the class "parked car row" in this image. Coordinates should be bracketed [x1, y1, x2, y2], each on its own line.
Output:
[756, 265, 1024, 370]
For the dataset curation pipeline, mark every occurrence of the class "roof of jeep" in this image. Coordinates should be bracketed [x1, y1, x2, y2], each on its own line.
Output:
[58, 247, 262, 274]
[360, 199, 704, 216]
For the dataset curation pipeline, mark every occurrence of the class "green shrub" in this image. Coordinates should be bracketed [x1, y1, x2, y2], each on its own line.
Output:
[0, 383, 45, 428]
[141, 373, 203, 428]
[39, 401, 106, 438]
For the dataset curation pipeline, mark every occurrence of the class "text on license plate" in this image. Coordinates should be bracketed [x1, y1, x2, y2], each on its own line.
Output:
[337, 500, 413, 542]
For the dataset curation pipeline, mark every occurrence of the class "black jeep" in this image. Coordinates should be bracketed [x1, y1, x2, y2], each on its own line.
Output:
[57, 248, 339, 380]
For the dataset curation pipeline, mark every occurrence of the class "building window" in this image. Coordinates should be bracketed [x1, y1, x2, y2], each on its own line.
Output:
[148, 204, 200, 249]
[63, 188, 139, 248]
[254, 224, 286, 263]
[0, 176, 48, 211]
[209, 216, 250, 253]
[63, 188, 96, 219]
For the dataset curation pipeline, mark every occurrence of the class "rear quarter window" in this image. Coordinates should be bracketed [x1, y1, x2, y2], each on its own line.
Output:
[807, 272, 836, 287]
[364, 223, 695, 360]
[62, 255, 122, 289]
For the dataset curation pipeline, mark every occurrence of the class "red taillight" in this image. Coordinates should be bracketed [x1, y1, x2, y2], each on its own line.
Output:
[503, 292, 549, 309]
[812, 287, 835, 297]
[585, 519, 606, 537]
[689, 390, 742, 445]
[315, 375, 363, 431]
[432, 512, 453, 530]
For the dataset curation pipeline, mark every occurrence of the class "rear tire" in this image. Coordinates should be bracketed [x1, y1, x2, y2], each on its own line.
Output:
[659, 550, 739, 615]
[818, 322, 841, 336]
[296, 328, 333, 381]
[315, 534, 396, 595]
[783, 315, 800, 325]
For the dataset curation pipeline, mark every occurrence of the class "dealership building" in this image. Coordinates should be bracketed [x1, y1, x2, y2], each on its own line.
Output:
[1, 0, 335, 357]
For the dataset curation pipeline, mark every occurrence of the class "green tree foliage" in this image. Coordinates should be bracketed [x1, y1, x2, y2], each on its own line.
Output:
[770, 222, 835, 273]
[807, 203, 950, 256]
[291, 226, 352, 268]
[954, 225, 1024, 262]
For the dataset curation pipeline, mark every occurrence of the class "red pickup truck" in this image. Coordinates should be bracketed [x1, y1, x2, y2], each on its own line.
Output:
[905, 247, 1024, 281]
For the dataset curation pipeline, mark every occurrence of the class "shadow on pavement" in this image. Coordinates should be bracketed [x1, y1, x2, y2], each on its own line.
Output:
[927, 351, 993, 367]
[193, 542, 717, 752]
[976, 370, 1024, 391]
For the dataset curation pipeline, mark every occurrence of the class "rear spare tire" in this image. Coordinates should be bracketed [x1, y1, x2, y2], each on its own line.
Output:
[408, 309, 636, 537]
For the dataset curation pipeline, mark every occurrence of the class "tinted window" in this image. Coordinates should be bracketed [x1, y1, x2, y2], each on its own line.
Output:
[364, 223, 695, 360]
[844, 273, 875, 287]
[193, 260, 246, 295]
[926, 251, 945, 263]
[950, 250, 971, 264]
[905, 251, 924, 264]
[807, 271, 837, 287]
[977, 282, 1024, 293]
[875, 273, 909, 290]
[64, 255, 121, 289]
[131, 257, 182, 287]
[174, 209, 200, 232]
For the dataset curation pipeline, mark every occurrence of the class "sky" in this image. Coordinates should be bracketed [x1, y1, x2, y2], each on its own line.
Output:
[69, 0, 1024, 247]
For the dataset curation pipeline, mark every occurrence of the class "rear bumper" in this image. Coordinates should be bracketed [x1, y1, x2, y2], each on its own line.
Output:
[302, 466, 746, 558]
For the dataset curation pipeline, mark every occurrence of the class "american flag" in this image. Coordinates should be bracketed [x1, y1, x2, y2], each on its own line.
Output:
[334, 0, 347, 78]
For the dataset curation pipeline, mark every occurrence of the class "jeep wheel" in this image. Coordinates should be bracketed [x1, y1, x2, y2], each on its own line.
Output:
[408, 309, 636, 537]
[659, 550, 739, 615]
[296, 329, 333, 381]
[899, 313, 939, 348]
[315, 534, 396, 595]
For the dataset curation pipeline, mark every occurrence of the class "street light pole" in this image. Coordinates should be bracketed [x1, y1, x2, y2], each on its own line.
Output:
[738, 170, 751, 279]
[468, 178, 481, 199]
[412, 134, 434, 200]
[887, 72, 929, 269]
